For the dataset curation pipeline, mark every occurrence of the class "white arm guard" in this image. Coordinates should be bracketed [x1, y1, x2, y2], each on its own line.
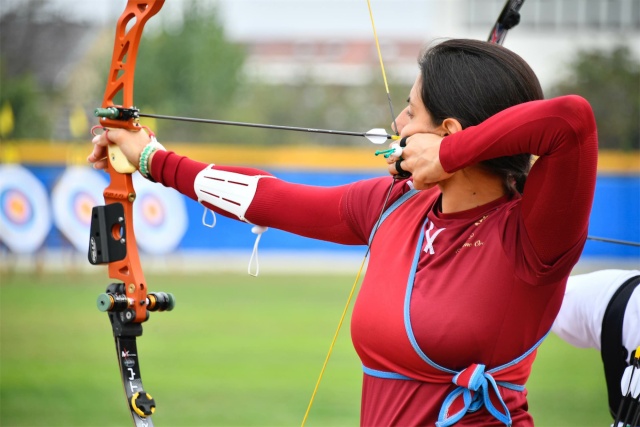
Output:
[194, 165, 273, 222]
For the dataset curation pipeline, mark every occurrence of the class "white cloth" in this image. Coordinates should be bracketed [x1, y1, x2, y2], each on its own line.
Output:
[193, 165, 273, 223]
[552, 269, 640, 363]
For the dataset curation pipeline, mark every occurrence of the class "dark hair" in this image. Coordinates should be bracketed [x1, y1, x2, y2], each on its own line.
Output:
[418, 39, 543, 196]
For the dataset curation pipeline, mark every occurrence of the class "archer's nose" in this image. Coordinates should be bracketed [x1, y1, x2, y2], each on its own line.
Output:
[392, 106, 409, 135]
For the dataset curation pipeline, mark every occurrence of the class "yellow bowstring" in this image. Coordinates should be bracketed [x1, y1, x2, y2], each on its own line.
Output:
[300, 255, 367, 427]
[301, 181, 398, 426]
[301, 2, 399, 425]
[366, 0, 399, 136]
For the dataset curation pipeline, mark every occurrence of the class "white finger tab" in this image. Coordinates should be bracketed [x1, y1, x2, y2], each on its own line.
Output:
[390, 143, 403, 157]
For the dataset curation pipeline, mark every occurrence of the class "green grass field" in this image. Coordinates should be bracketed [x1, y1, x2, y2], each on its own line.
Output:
[0, 271, 611, 426]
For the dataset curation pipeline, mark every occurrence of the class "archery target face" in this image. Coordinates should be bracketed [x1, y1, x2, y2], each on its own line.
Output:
[0, 164, 52, 253]
[51, 166, 108, 252]
[3, 190, 32, 225]
[132, 173, 188, 254]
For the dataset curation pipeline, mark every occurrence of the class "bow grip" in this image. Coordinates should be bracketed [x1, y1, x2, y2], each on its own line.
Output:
[108, 144, 137, 174]
[95, 108, 141, 174]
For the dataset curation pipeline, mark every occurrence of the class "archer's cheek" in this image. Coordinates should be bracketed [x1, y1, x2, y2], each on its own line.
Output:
[392, 107, 410, 134]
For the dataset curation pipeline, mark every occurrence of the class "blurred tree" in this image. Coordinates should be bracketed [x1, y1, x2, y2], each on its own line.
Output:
[0, 0, 399, 145]
[0, 0, 92, 139]
[548, 45, 640, 150]
[0, 65, 52, 139]
[0, 0, 409, 145]
[133, 0, 246, 143]
[129, 1, 409, 146]
[224, 79, 409, 146]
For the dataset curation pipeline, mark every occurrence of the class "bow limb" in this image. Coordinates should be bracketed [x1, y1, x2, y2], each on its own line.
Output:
[487, 0, 525, 45]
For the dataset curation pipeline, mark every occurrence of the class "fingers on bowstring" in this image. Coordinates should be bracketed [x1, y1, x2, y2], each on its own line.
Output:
[394, 159, 411, 179]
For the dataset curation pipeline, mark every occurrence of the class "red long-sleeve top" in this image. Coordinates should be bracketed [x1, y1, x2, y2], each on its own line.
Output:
[150, 95, 598, 425]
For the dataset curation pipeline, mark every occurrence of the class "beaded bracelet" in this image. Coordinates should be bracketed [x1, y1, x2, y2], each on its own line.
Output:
[139, 137, 165, 180]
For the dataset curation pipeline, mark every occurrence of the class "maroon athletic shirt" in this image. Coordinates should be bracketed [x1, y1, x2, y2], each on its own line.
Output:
[150, 95, 598, 425]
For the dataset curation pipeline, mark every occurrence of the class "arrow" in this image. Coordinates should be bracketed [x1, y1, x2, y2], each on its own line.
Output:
[95, 107, 397, 145]
[584, 236, 640, 248]
[140, 113, 398, 144]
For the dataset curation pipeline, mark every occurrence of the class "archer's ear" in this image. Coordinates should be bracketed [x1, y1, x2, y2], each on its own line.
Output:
[441, 118, 463, 136]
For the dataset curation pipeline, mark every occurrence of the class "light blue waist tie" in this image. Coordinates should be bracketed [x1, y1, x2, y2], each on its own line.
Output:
[362, 363, 525, 427]
[436, 363, 524, 427]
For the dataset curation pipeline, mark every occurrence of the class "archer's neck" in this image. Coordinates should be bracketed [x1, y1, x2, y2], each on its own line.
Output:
[438, 166, 506, 214]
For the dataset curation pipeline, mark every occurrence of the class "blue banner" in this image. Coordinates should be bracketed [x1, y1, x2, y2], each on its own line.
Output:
[2, 164, 639, 259]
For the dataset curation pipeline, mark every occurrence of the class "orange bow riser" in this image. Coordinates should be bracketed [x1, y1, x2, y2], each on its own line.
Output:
[89, 2, 172, 426]
[91, 0, 165, 322]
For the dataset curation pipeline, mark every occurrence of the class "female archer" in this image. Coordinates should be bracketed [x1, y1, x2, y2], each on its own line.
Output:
[89, 39, 598, 426]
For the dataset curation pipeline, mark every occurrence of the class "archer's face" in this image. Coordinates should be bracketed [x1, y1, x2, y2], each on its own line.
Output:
[392, 75, 442, 138]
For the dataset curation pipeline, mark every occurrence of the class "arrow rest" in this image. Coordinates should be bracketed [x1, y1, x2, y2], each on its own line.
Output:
[95, 106, 141, 122]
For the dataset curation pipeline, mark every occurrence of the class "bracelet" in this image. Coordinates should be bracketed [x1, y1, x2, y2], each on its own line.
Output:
[139, 137, 165, 180]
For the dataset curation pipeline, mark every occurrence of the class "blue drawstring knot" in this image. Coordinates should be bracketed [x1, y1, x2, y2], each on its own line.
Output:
[436, 363, 515, 427]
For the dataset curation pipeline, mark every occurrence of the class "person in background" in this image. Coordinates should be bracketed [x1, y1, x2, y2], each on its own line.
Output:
[553, 269, 640, 421]
[89, 39, 598, 426]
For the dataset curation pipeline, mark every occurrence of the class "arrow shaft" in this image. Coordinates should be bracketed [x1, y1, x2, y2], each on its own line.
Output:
[139, 113, 389, 140]
[587, 236, 640, 247]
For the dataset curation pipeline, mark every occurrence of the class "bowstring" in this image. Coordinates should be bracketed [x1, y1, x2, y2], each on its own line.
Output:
[366, 0, 399, 137]
[300, 2, 400, 425]
[300, 178, 398, 427]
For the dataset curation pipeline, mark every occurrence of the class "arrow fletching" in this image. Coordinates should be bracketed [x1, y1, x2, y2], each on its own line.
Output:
[621, 364, 640, 397]
[631, 367, 640, 398]
[365, 128, 397, 144]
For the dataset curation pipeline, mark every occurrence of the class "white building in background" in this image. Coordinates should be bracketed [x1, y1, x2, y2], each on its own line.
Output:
[214, 0, 640, 89]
